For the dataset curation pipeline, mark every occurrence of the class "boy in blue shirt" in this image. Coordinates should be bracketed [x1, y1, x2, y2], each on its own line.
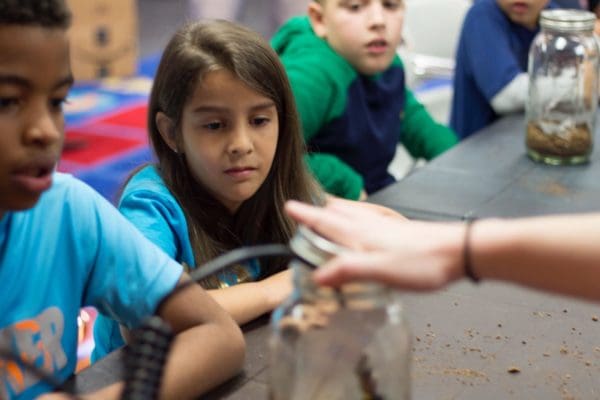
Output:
[272, 0, 458, 200]
[450, 0, 558, 139]
[0, 1, 244, 399]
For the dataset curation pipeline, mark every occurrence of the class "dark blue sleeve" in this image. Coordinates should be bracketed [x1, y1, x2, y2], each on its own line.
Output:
[461, 5, 523, 100]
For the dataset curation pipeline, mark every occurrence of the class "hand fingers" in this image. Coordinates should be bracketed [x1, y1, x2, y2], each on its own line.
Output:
[313, 252, 403, 287]
[285, 200, 359, 247]
[313, 252, 448, 291]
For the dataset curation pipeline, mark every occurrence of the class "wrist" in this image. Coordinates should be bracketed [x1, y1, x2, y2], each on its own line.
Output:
[463, 219, 480, 283]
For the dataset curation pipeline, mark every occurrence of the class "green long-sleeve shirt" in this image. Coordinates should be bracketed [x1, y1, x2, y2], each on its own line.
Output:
[272, 17, 457, 199]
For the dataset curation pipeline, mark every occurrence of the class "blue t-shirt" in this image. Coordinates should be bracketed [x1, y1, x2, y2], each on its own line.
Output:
[0, 173, 182, 400]
[450, 0, 557, 139]
[92, 165, 260, 362]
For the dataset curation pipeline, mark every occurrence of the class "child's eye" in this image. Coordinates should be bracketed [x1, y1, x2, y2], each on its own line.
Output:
[383, 0, 401, 10]
[203, 121, 224, 131]
[347, 2, 362, 11]
[0, 97, 19, 111]
[50, 97, 68, 112]
[251, 116, 270, 127]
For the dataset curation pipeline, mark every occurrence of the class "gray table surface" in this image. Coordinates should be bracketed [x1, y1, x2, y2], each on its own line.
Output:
[68, 114, 600, 399]
[370, 113, 600, 221]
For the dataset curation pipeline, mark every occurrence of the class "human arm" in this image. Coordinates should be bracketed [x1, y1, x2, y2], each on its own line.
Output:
[460, 5, 528, 112]
[324, 194, 405, 218]
[285, 199, 600, 302]
[118, 173, 291, 324]
[207, 269, 293, 325]
[401, 87, 458, 160]
[154, 273, 245, 398]
[73, 274, 245, 400]
[46, 179, 244, 400]
[490, 73, 529, 114]
[304, 153, 364, 200]
[272, 20, 365, 199]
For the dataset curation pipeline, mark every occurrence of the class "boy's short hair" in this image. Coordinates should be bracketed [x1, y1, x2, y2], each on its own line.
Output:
[0, 0, 71, 29]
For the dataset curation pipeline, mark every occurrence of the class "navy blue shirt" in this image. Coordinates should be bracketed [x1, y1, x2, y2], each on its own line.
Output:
[308, 68, 405, 194]
[450, 0, 556, 139]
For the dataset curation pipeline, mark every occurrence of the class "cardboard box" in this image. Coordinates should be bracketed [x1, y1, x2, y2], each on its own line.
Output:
[66, 0, 139, 81]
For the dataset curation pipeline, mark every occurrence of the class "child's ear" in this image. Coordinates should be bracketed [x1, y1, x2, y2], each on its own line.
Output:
[308, 2, 327, 39]
[155, 112, 179, 153]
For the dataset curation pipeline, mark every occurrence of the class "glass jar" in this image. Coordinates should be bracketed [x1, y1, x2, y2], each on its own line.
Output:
[526, 9, 599, 165]
[269, 226, 411, 400]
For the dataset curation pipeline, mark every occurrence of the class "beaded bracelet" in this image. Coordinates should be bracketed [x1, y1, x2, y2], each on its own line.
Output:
[463, 218, 480, 283]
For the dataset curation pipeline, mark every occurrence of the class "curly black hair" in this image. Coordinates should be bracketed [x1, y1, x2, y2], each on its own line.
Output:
[0, 0, 71, 29]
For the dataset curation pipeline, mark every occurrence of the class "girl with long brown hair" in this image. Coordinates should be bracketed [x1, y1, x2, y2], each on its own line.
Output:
[92, 19, 321, 361]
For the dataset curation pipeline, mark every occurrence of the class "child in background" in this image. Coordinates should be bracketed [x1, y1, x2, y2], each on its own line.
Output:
[450, 0, 558, 139]
[0, 1, 244, 399]
[588, 0, 600, 34]
[271, 0, 457, 200]
[92, 20, 322, 361]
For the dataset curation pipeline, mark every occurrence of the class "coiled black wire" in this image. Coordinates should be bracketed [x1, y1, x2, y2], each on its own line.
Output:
[1, 244, 317, 399]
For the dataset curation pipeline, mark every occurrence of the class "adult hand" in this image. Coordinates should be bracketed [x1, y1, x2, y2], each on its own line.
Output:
[285, 199, 465, 290]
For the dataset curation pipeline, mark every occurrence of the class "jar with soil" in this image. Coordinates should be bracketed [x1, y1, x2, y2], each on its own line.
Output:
[526, 9, 599, 165]
[269, 226, 411, 400]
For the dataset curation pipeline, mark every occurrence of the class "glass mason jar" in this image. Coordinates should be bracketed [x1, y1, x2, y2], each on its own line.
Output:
[526, 9, 599, 165]
[269, 226, 411, 400]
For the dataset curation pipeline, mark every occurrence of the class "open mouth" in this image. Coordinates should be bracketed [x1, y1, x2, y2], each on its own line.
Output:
[12, 162, 55, 193]
[367, 39, 388, 53]
[17, 163, 53, 178]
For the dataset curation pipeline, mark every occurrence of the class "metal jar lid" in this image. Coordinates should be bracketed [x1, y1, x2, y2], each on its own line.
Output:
[289, 225, 347, 267]
[540, 9, 596, 32]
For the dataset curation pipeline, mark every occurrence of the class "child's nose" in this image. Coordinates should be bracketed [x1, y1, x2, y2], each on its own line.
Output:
[228, 126, 253, 155]
[368, 2, 386, 27]
[24, 108, 62, 147]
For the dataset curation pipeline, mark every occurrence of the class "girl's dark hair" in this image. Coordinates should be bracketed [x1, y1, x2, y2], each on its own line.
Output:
[148, 20, 321, 276]
[0, 0, 71, 28]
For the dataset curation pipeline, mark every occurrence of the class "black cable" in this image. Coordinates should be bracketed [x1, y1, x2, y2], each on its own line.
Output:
[121, 316, 174, 400]
[123, 244, 315, 400]
[156, 244, 317, 312]
[0, 244, 317, 399]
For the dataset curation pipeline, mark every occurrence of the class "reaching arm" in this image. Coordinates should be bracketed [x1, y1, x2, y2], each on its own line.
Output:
[285, 199, 600, 302]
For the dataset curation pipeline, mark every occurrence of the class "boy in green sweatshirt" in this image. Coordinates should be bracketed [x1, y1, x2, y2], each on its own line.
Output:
[272, 0, 457, 200]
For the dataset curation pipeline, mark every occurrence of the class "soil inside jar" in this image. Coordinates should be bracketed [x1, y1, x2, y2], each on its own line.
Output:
[526, 121, 592, 157]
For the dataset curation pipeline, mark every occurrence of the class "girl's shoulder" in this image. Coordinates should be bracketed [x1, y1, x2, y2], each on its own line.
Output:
[123, 165, 170, 197]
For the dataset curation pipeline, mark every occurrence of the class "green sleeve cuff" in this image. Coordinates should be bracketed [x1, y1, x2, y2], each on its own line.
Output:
[402, 88, 458, 159]
[304, 153, 364, 200]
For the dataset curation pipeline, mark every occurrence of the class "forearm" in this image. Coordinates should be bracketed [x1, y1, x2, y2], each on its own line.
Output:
[153, 275, 245, 399]
[471, 215, 600, 300]
[490, 73, 528, 114]
[208, 279, 283, 325]
[403, 88, 457, 159]
[158, 320, 245, 399]
[305, 153, 364, 199]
